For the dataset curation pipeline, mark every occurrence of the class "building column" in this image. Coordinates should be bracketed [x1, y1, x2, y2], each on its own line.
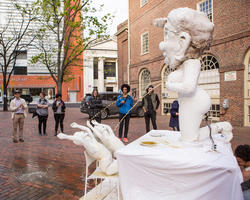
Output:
[115, 58, 119, 92]
[98, 57, 105, 92]
[84, 57, 94, 96]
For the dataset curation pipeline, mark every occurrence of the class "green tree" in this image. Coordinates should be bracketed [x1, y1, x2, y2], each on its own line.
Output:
[0, 1, 37, 111]
[29, 0, 112, 94]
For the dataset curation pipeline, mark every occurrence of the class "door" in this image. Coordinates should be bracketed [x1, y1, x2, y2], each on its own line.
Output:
[69, 91, 77, 103]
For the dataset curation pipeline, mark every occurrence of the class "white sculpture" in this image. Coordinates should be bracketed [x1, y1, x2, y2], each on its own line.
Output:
[154, 7, 233, 142]
[86, 120, 125, 156]
[57, 130, 118, 175]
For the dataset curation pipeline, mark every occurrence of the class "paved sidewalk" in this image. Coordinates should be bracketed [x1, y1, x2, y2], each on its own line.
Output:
[0, 108, 249, 199]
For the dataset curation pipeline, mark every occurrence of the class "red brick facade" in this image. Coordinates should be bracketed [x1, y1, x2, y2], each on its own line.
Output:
[117, 0, 250, 126]
[116, 20, 129, 88]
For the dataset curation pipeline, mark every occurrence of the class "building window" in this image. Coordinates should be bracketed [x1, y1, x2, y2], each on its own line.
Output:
[93, 58, 98, 79]
[14, 50, 27, 75]
[198, 0, 213, 21]
[200, 54, 219, 71]
[139, 69, 151, 97]
[106, 87, 113, 92]
[104, 62, 116, 79]
[163, 102, 172, 114]
[140, 0, 148, 7]
[141, 32, 149, 55]
[208, 104, 220, 118]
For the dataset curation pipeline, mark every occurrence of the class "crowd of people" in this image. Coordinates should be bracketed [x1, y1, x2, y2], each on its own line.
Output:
[10, 90, 66, 142]
[9, 84, 180, 143]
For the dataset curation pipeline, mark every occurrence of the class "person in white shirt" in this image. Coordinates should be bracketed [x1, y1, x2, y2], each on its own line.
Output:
[10, 90, 27, 143]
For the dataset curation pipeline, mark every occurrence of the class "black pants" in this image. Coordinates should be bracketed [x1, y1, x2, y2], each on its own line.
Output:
[54, 114, 65, 133]
[38, 115, 48, 134]
[144, 111, 157, 133]
[119, 113, 131, 138]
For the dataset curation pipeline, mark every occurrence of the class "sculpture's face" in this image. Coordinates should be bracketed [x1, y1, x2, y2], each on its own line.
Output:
[159, 22, 181, 69]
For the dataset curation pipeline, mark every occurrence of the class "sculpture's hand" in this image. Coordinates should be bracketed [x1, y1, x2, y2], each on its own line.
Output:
[57, 133, 67, 140]
[71, 122, 79, 129]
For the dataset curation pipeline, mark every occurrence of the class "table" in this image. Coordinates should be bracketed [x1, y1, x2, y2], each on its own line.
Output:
[116, 130, 243, 200]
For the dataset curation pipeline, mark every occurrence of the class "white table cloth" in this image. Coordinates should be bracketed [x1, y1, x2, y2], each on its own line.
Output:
[116, 130, 243, 200]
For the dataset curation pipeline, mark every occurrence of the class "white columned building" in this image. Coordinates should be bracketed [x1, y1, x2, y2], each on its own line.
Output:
[83, 37, 118, 95]
[98, 57, 105, 92]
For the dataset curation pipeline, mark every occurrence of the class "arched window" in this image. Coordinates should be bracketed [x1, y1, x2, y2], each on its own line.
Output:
[139, 69, 151, 97]
[200, 54, 219, 71]
[199, 54, 220, 119]
[161, 65, 176, 115]
[162, 65, 174, 82]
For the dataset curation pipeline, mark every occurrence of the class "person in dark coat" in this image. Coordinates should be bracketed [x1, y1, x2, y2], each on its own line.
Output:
[142, 85, 160, 133]
[89, 89, 103, 123]
[52, 94, 66, 136]
[169, 100, 179, 131]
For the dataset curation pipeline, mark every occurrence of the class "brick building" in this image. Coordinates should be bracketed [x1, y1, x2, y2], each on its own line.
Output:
[117, 0, 250, 126]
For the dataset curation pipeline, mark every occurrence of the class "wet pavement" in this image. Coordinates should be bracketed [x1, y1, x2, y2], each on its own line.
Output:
[0, 108, 249, 200]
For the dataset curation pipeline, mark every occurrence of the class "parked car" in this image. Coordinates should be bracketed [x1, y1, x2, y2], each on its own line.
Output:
[80, 92, 144, 119]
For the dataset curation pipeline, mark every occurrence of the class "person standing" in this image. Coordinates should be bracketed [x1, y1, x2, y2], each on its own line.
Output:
[52, 94, 66, 136]
[89, 89, 103, 123]
[116, 84, 133, 143]
[142, 85, 160, 133]
[169, 100, 180, 131]
[10, 90, 27, 143]
[36, 92, 49, 136]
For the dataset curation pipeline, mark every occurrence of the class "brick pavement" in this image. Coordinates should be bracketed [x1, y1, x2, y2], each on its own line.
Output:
[0, 108, 249, 200]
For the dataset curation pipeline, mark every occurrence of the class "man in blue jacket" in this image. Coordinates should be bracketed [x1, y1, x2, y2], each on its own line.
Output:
[116, 84, 133, 143]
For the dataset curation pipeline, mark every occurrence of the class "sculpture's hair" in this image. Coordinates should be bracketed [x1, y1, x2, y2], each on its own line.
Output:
[168, 7, 214, 57]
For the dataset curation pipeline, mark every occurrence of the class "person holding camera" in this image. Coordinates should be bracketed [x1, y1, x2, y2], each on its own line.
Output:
[116, 84, 133, 143]
[52, 94, 66, 136]
[89, 89, 103, 123]
[10, 90, 27, 143]
[36, 92, 49, 136]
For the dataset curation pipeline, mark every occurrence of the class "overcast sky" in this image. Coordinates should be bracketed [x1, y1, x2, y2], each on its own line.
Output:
[92, 0, 128, 35]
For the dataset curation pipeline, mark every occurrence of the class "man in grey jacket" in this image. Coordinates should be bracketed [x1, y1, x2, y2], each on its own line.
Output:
[10, 90, 27, 143]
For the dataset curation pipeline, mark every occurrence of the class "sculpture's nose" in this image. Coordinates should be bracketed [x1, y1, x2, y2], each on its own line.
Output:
[159, 41, 166, 51]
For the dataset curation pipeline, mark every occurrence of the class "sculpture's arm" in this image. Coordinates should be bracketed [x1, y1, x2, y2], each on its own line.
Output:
[57, 133, 76, 141]
[166, 59, 200, 94]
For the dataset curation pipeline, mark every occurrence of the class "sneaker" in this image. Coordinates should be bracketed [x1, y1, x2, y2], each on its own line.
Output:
[43, 133, 47, 136]
[123, 138, 128, 143]
[13, 139, 18, 143]
[19, 139, 24, 142]
[39, 132, 42, 136]
[119, 138, 122, 141]
[54, 133, 57, 136]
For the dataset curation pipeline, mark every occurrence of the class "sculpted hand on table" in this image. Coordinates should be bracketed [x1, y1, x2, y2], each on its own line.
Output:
[57, 124, 118, 176]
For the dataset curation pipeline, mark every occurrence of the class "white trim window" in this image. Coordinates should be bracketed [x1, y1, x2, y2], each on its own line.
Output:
[141, 32, 149, 55]
[198, 0, 213, 22]
[139, 69, 151, 97]
[140, 0, 148, 7]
